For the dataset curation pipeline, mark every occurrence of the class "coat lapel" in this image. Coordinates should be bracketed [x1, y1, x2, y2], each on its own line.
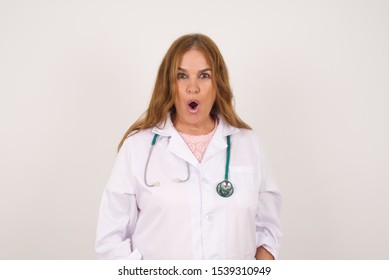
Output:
[152, 115, 239, 168]
[201, 117, 239, 163]
[152, 116, 199, 168]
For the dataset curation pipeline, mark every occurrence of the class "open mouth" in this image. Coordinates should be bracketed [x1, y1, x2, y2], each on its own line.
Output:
[187, 100, 199, 113]
[189, 101, 198, 109]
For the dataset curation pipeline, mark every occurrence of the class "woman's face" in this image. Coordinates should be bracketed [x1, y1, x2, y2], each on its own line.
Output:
[173, 49, 216, 134]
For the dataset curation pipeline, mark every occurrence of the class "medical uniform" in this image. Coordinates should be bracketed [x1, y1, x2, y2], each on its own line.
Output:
[95, 116, 282, 259]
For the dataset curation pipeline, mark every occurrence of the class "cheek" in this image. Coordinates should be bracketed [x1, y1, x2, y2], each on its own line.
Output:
[201, 81, 214, 94]
[206, 84, 216, 103]
[175, 83, 186, 101]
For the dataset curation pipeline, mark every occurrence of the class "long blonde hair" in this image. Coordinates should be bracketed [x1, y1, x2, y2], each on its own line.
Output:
[118, 33, 251, 151]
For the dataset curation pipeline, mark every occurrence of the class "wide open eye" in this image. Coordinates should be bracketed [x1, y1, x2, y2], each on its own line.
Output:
[177, 72, 187, 79]
[199, 72, 211, 79]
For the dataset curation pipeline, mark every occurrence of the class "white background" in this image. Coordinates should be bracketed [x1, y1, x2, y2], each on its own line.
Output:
[0, 0, 388, 259]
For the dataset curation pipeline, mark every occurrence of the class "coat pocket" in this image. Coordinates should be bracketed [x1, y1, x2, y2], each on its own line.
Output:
[229, 166, 260, 209]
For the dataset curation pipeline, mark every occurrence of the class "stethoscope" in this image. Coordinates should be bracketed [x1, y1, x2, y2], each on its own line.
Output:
[144, 134, 234, 197]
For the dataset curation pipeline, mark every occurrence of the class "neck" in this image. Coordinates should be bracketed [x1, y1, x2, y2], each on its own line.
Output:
[173, 115, 216, 135]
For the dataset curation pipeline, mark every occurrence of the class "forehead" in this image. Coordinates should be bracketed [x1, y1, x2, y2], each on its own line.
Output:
[179, 49, 211, 69]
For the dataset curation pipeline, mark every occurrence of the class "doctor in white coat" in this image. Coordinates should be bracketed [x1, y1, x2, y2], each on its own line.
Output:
[95, 34, 282, 260]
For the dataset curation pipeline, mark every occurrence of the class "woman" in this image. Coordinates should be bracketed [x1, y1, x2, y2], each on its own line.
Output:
[95, 34, 282, 260]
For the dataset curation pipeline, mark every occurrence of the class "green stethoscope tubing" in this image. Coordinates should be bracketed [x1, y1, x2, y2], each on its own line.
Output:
[151, 133, 158, 145]
[145, 134, 234, 197]
[216, 134, 234, 197]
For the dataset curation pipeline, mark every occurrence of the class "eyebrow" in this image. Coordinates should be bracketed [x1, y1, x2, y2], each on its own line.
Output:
[178, 67, 212, 73]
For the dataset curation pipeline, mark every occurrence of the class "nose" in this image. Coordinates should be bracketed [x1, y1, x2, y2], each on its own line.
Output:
[186, 79, 199, 94]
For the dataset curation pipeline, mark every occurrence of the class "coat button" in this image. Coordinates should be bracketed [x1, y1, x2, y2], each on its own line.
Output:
[201, 177, 209, 184]
[204, 214, 213, 221]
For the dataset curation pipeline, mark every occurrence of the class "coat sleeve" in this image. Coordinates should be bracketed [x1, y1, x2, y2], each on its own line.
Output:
[254, 135, 282, 259]
[95, 140, 141, 260]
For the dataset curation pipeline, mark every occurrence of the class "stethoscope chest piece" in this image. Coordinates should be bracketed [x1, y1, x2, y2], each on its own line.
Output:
[216, 180, 234, 198]
[146, 134, 234, 197]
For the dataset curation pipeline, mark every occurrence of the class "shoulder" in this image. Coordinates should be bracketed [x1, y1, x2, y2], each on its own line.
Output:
[232, 128, 263, 155]
[119, 128, 154, 153]
[233, 128, 260, 143]
[235, 128, 257, 138]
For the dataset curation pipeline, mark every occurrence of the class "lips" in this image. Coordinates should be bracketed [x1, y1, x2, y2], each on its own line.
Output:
[187, 100, 199, 113]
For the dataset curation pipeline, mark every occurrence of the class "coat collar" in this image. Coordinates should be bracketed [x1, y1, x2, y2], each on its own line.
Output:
[151, 115, 239, 167]
[151, 114, 239, 137]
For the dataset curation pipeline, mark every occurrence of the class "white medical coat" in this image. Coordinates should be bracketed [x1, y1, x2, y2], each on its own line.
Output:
[95, 116, 282, 259]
